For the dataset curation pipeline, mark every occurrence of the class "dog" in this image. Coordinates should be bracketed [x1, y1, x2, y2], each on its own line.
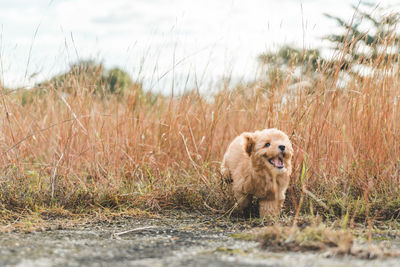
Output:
[221, 128, 293, 218]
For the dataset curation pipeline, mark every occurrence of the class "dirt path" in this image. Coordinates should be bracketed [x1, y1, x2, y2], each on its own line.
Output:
[0, 214, 399, 267]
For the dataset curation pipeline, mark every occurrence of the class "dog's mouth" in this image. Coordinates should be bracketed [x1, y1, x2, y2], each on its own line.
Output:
[268, 156, 284, 169]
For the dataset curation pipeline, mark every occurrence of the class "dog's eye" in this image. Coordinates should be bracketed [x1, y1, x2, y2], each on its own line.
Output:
[265, 142, 270, 147]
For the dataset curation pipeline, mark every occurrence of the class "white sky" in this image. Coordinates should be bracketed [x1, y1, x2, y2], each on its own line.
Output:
[1, 0, 399, 92]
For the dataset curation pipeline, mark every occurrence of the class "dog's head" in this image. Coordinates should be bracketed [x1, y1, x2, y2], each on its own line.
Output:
[243, 128, 293, 174]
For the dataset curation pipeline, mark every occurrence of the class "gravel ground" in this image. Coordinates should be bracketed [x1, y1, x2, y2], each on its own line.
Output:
[0, 214, 399, 267]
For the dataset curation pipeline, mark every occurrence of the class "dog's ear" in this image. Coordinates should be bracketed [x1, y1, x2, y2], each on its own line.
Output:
[243, 133, 255, 156]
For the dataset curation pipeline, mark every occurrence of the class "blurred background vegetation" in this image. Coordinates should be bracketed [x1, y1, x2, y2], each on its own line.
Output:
[9, 2, 399, 104]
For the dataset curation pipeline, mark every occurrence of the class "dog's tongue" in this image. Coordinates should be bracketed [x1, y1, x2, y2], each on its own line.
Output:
[273, 158, 284, 168]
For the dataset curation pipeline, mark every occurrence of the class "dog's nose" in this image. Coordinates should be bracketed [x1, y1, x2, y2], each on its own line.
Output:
[278, 145, 285, 151]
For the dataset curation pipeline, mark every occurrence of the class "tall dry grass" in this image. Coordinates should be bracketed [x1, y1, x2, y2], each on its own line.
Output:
[0, 35, 399, 222]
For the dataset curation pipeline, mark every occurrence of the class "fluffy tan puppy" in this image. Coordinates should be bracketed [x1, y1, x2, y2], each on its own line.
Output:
[221, 128, 293, 218]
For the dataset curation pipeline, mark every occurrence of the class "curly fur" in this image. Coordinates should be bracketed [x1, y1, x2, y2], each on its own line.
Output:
[221, 128, 293, 218]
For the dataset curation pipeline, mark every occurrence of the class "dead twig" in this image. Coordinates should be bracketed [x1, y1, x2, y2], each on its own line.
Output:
[203, 201, 225, 214]
[303, 189, 329, 211]
[112, 226, 156, 238]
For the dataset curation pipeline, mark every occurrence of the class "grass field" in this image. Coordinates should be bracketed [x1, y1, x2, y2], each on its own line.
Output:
[1, 18, 399, 228]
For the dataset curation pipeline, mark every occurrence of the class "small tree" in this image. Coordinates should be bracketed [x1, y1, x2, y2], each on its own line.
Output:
[37, 60, 142, 97]
[38, 60, 104, 94]
[259, 45, 324, 73]
[102, 68, 135, 96]
[258, 46, 325, 89]
[324, 2, 400, 74]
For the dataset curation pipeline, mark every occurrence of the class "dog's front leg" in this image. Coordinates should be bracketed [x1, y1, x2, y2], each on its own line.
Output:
[259, 197, 280, 219]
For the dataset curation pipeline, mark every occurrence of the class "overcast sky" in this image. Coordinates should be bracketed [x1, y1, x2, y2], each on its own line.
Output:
[1, 0, 399, 92]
